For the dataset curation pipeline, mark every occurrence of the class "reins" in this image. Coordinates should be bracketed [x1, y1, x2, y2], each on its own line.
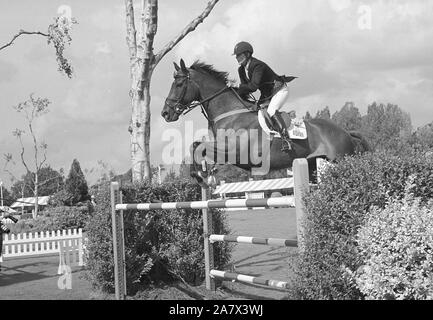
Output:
[167, 73, 282, 124]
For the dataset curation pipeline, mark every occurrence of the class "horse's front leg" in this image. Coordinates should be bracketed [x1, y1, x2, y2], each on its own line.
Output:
[190, 140, 219, 189]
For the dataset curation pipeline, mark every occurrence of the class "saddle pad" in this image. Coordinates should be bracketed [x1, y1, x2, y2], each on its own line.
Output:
[258, 110, 307, 140]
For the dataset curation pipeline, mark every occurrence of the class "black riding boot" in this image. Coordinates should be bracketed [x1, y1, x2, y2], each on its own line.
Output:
[271, 112, 292, 152]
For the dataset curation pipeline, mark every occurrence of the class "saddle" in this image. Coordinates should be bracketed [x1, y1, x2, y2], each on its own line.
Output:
[257, 108, 307, 140]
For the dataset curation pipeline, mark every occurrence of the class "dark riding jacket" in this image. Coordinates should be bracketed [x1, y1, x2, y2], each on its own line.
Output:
[237, 57, 281, 102]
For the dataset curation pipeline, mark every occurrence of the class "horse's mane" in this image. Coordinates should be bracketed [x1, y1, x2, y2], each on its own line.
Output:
[190, 60, 229, 84]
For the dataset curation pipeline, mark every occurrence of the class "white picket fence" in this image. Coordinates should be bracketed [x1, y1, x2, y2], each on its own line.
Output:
[0, 228, 85, 274]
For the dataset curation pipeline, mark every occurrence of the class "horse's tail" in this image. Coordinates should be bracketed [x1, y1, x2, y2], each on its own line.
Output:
[349, 131, 372, 153]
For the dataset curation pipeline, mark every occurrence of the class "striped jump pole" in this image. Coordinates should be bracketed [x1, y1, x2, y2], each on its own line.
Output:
[110, 158, 310, 299]
[115, 197, 294, 211]
[210, 270, 289, 290]
[209, 235, 297, 247]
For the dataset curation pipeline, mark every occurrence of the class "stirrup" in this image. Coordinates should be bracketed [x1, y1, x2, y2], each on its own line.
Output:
[281, 140, 292, 152]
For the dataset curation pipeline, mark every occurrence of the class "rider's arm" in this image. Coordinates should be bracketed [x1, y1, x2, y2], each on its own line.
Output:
[238, 63, 265, 96]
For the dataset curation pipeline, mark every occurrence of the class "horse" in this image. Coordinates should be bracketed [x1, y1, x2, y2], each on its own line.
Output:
[161, 59, 370, 187]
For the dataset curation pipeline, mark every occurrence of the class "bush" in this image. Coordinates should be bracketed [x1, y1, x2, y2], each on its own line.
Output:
[84, 179, 233, 295]
[7, 204, 92, 234]
[288, 149, 433, 300]
[48, 189, 75, 207]
[346, 187, 433, 300]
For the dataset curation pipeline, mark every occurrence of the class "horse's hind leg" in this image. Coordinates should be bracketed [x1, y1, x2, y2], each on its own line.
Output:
[307, 158, 318, 183]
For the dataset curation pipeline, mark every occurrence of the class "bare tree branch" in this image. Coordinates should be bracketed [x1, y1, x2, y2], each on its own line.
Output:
[154, 0, 219, 65]
[39, 143, 48, 170]
[37, 174, 62, 188]
[0, 30, 49, 51]
[14, 130, 33, 182]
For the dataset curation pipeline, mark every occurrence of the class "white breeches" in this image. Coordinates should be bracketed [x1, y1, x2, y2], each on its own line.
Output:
[267, 85, 290, 117]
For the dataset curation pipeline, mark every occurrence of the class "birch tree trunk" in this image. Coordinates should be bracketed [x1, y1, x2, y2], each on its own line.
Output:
[125, 0, 219, 183]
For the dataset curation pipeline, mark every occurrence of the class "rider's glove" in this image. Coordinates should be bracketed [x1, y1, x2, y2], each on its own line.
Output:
[226, 80, 237, 88]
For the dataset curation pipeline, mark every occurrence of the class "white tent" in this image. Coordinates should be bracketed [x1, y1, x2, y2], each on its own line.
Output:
[0, 205, 17, 214]
[10, 196, 50, 208]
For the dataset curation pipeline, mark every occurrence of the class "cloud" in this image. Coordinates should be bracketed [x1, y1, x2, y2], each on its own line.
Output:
[173, 0, 433, 127]
[95, 41, 112, 55]
[0, 60, 18, 83]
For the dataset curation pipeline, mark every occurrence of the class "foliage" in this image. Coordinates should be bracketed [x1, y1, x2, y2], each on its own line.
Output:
[7, 204, 92, 234]
[288, 149, 433, 300]
[331, 102, 362, 131]
[345, 188, 433, 300]
[84, 179, 232, 295]
[303, 111, 312, 120]
[360, 102, 412, 151]
[179, 160, 192, 180]
[9, 166, 64, 199]
[215, 164, 251, 183]
[0, 187, 14, 207]
[315, 106, 331, 120]
[65, 159, 90, 205]
[411, 122, 433, 150]
[47, 16, 77, 78]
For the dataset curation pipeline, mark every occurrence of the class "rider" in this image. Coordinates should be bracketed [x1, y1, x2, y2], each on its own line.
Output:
[232, 41, 294, 152]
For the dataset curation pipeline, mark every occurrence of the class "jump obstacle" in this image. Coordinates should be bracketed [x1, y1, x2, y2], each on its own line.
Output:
[110, 158, 310, 300]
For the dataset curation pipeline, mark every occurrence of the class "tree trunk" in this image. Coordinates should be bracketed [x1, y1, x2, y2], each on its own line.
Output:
[33, 173, 38, 219]
[125, 0, 219, 183]
[130, 79, 153, 182]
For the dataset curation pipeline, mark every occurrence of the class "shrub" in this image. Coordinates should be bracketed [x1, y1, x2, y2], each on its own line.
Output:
[288, 149, 433, 300]
[84, 179, 232, 295]
[7, 204, 92, 234]
[48, 189, 75, 207]
[346, 187, 433, 300]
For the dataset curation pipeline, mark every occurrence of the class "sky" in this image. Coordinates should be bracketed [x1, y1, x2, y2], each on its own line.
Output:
[0, 0, 432, 187]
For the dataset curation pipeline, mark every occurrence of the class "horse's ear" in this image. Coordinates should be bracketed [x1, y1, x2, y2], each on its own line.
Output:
[173, 62, 180, 72]
[180, 59, 188, 74]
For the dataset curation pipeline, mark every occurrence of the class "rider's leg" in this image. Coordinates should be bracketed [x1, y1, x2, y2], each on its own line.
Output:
[268, 86, 292, 151]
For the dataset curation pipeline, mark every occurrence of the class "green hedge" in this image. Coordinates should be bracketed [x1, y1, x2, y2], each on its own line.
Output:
[7, 204, 93, 234]
[288, 150, 433, 300]
[347, 190, 433, 300]
[83, 179, 233, 295]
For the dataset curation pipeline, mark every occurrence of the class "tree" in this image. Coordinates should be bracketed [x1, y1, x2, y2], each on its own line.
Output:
[9, 166, 64, 201]
[304, 111, 312, 120]
[124, 0, 220, 183]
[65, 159, 90, 205]
[179, 160, 192, 180]
[10, 178, 33, 200]
[0, 15, 77, 77]
[315, 106, 331, 120]
[361, 102, 412, 151]
[0, 185, 14, 207]
[4, 95, 51, 218]
[331, 102, 362, 131]
[411, 122, 433, 150]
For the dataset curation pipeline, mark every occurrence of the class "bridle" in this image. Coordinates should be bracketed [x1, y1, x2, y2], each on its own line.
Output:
[165, 72, 230, 121]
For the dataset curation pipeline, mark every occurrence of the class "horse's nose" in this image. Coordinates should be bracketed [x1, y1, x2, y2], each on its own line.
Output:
[161, 109, 168, 118]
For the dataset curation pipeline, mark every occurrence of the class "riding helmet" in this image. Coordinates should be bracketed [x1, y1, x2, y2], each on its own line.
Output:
[233, 41, 253, 56]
